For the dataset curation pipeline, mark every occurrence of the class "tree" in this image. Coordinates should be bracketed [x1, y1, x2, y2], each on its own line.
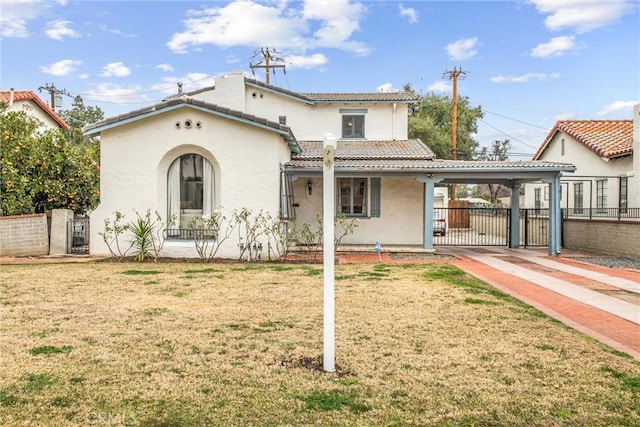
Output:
[60, 95, 104, 144]
[454, 184, 471, 199]
[0, 108, 41, 215]
[1, 103, 100, 215]
[406, 84, 484, 160]
[476, 139, 512, 205]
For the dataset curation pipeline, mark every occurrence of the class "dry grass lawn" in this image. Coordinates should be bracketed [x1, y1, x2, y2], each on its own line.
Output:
[1, 261, 639, 426]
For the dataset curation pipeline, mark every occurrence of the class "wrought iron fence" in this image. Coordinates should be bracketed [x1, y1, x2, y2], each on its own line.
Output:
[433, 208, 549, 247]
[164, 228, 216, 240]
[563, 207, 640, 220]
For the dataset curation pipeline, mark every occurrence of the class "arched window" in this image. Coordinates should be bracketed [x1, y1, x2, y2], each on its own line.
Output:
[167, 154, 214, 233]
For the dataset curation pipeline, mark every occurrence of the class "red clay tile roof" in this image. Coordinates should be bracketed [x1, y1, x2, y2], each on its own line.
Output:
[0, 90, 70, 130]
[533, 119, 632, 160]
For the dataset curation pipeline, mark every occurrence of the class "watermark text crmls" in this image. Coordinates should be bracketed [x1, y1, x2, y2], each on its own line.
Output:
[84, 411, 136, 425]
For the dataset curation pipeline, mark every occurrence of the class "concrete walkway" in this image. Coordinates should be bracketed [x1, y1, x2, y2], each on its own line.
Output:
[339, 247, 640, 361]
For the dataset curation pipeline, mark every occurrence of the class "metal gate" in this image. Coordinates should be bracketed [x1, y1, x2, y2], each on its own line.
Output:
[68, 217, 90, 254]
[434, 207, 549, 247]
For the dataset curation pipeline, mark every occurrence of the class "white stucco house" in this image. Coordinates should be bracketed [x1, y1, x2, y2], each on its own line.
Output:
[85, 72, 575, 258]
[0, 90, 70, 131]
[524, 105, 639, 214]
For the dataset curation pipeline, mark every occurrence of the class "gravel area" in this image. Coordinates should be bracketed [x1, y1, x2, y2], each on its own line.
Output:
[569, 256, 640, 271]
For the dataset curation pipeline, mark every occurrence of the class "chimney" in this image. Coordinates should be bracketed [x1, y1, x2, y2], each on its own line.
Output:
[9, 87, 14, 107]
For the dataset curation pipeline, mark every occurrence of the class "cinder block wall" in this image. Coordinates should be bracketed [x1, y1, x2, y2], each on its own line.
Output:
[564, 220, 640, 258]
[0, 214, 49, 256]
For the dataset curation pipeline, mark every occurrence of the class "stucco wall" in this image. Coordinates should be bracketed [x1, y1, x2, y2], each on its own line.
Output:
[190, 73, 410, 141]
[292, 177, 424, 246]
[563, 219, 640, 258]
[9, 100, 62, 130]
[90, 106, 291, 259]
[244, 96, 410, 141]
[632, 104, 640, 208]
[0, 214, 49, 256]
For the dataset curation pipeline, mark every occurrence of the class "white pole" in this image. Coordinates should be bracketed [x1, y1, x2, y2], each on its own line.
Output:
[323, 133, 337, 372]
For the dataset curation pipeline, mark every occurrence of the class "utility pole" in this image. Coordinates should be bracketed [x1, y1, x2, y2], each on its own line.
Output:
[38, 83, 71, 112]
[250, 47, 286, 85]
[443, 67, 467, 199]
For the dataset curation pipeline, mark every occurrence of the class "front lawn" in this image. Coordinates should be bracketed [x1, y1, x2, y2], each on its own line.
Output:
[1, 262, 638, 426]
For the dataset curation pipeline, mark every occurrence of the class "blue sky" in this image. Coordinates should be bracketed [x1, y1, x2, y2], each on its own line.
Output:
[1, 0, 638, 158]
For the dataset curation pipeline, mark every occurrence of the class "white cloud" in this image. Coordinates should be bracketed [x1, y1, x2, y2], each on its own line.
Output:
[78, 73, 89, 79]
[100, 62, 131, 77]
[596, 100, 639, 116]
[286, 53, 328, 69]
[445, 37, 478, 61]
[555, 111, 579, 121]
[490, 72, 561, 83]
[531, 36, 576, 58]
[528, 0, 634, 33]
[40, 59, 82, 76]
[377, 83, 395, 92]
[45, 20, 79, 40]
[85, 83, 151, 105]
[156, 63, 174, 72]
[303, 0, 369, 54]
[427, 81, 451, 93]
[0, 0, 45, 37]
[225, 54, 242, 64]
[97, 23, 136, 38]
[399, 3, 418, 23]
[167, 0, 369, 56]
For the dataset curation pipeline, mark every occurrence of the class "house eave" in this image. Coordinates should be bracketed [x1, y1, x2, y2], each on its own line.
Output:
[245, 80, 316, 105]
[284, 162, 576, 179]
[83, 98, 301, 154]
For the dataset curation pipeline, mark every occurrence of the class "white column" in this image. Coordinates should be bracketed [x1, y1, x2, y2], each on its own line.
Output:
[549, 174, 562, 256]
[322, 133, 337, 373]
[509, 183, 521, 248]
[416, 176, 443, 249]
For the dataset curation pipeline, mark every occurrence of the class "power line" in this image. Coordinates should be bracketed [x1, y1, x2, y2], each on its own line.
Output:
[484, 109, 551, 130]
[443, 66, 467, 200]
[38, 83, 71, 111]
[70, 73, 217, 99]
[479, 118, 540, 151]
[250, 47, 286, 85]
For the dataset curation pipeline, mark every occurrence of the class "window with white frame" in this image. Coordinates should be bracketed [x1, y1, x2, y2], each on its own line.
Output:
[337, 178, 380, 217]
[167, 153, 214, 236]
[596, 179, 607, 212]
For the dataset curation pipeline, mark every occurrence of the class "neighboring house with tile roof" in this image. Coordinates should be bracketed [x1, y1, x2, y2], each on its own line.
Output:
[85, 72, 575, 258]
[524, 108, 638, 213]
[0, 90, 70, 130]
